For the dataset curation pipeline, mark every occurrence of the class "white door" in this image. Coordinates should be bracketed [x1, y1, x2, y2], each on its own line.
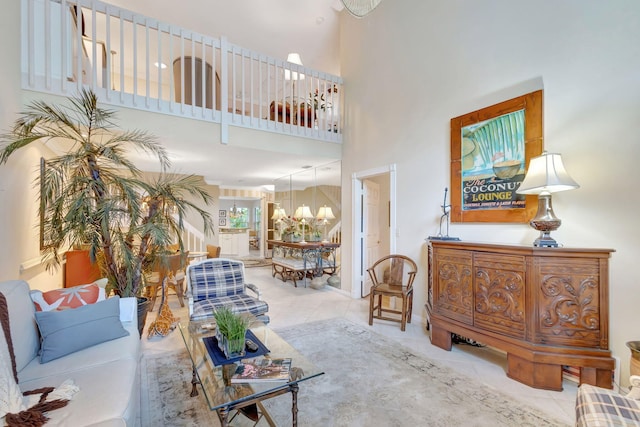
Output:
[362, 179, 380, 297]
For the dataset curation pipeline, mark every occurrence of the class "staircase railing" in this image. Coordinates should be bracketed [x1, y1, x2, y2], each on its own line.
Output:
[21, 0, 343, 144]
[174, 215, 206, 254]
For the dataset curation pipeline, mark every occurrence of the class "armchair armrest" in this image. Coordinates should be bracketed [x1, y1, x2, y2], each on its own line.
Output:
[246, 283, 262, 300]
[576, 376, 640, 427]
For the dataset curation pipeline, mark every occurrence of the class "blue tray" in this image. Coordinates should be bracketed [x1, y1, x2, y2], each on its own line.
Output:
[203, 330, 270, 366]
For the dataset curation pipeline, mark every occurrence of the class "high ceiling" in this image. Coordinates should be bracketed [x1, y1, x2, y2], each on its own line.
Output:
[105, 0, 346, 189]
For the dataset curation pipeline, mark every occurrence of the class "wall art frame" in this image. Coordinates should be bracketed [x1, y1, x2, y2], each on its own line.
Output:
[450, 90, 543, 223]
[219, 209, 226, 217]
[219, 218, 227, 226]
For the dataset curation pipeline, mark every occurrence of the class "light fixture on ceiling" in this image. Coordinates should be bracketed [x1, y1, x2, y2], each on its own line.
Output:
[316, 205, 336, 242]
[516, 151, 580, 248]
[229, 199, 239, 219]
[153, 62, 167, 69]
[294, 204, 314, 244]
[341, 0, 383, 18]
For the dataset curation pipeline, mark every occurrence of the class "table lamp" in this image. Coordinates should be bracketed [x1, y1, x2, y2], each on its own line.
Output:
[294, 204, 313, 243]
[271, 204, 287, 238]
[284, 53, 305, 81]
[516, 151, 579, 247]
[316, 205, 335, 242]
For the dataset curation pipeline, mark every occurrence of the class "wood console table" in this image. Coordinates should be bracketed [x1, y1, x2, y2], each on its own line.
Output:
[426, 240, 615, 391]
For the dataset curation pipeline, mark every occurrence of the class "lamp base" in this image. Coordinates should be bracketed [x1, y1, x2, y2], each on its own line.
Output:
[528, 193, 562, 248]
[533, 232, 559, 248]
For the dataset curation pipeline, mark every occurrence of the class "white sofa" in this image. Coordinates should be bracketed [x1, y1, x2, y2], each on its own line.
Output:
[0, 280, 141, 426]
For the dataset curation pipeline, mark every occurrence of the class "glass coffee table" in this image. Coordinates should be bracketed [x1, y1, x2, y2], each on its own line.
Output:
[178, 320, 324, 427]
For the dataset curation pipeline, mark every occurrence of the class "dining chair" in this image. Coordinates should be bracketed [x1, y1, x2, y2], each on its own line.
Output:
[367, 254, 417, 331]
[206, 244, 221, 258]
[145, 252, 188, 311]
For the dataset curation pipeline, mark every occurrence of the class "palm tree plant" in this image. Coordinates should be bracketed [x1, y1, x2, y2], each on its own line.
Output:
[0, 89, 214, 298]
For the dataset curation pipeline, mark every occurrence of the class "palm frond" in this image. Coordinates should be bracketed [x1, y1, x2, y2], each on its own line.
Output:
[1, 89, 214, 298]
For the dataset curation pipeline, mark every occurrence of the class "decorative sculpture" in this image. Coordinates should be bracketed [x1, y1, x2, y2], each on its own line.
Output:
[428, 188, 460, 241]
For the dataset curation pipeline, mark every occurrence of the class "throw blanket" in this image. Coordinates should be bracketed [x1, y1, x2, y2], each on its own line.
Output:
[0, 292, 78, 426]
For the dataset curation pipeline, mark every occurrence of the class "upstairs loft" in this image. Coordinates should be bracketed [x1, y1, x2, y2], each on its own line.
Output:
[22, 0, 344, 145]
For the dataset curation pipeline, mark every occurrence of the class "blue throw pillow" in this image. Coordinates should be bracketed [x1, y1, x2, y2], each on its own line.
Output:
[35, 296, 129, 363]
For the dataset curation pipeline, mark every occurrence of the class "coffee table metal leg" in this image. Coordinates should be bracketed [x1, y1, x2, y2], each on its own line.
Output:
[190, 365, 200, 397]
[291, 382, 299, 426]
[257, 401, 277, 427]
[218, 406, 230, 427]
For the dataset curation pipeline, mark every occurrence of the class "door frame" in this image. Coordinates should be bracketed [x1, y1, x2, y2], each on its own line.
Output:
[351, 164, 397, 299]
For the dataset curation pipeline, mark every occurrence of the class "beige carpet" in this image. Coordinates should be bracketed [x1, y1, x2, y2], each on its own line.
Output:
[234, 257, 273, 268]
[142, 318, 570, 426]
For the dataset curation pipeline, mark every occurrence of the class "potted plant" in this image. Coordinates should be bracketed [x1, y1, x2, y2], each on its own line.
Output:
[307, 221, 323, 242]
[0, 89, 215, 334]
[213, 306, 251, 358]
[280, 217, 302, 242]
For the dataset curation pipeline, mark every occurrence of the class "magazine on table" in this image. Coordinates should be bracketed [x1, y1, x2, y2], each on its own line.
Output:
[230, 357, 293, 383]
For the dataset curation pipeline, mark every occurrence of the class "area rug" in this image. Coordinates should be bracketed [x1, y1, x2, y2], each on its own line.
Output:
[141, 351, 219, 426]
[142, 318, 570, 426]
[236, 257, 272, 268]
[263, 318, 569, 426]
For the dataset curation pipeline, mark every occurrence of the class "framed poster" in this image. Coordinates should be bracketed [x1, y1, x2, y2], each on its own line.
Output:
[219, 210, 226, 217]
[450, 90, 543, 223]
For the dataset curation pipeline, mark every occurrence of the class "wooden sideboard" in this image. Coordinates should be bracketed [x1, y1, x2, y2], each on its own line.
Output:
[426, 240, 615, 391]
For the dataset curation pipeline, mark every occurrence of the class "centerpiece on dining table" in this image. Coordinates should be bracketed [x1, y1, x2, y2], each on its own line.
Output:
[279, 216, 322, 243]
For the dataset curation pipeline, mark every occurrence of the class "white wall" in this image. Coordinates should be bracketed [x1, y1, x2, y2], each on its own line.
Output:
[340, 0, 640, 385]
[0, 0, 63, 290]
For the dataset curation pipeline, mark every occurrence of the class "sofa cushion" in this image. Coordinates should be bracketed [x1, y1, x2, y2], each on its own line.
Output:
[0, 281, 40, 373]
[35, 296, 129, 363]
[30, 279, 107, 311]
[18, 319, 139, 384]
[18, 358, 139, 427]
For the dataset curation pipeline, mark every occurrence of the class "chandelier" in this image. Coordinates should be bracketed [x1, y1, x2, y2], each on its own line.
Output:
[229, 200, 239, 219]
[341, 0, 383, 18]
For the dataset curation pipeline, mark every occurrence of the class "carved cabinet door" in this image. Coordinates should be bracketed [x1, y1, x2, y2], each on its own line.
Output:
[432, 248, 473, 325]
[533, 256, 606, 348]
[473, 253, 526, 339]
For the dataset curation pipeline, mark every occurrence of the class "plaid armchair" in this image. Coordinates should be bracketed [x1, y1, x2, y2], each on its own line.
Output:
[576, 376, 640, 426]
[186, 258, 269, 323]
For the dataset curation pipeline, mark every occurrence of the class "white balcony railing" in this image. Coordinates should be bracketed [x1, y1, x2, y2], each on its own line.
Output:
[21, 0, 343, 144]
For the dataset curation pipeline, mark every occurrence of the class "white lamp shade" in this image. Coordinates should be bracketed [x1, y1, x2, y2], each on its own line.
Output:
[284, 53, 305, 81]
[271, 208, 286, 220]
[294, 205, 313, 220]
[286, 53, 303, 65]
[316, 205, 335, 220]
[516, 152, 580, 195]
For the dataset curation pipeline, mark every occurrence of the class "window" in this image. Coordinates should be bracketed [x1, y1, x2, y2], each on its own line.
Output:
[230, 208, 248, 228]
[254, 206, 261, 231]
